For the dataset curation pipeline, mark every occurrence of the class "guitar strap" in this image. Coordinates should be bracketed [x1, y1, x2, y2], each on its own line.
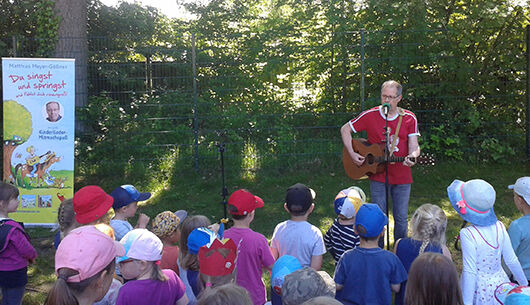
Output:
[389, 107, 405, 157]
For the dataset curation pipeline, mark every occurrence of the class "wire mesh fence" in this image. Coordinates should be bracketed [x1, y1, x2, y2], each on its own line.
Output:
[1, 27, 528, 179]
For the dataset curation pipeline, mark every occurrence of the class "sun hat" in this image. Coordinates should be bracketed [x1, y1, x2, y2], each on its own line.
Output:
[281, 267, 335, 305]
[334, 186, 366, 218]
[447, 179, 497, 226]
[73, 185, 114, 224]
[509, 177, 530, 205]
[228, 189, 264, 215]
[198, 238, 237, 276]
[110, 184, 151, 210]
[151, 211, 180, 237]
[285, 183, 316, 214]
[116, 228, 163, 263]
[355, 203, 388, 238]
[55, 226, 124, 283]
[187, 226, 222, 255]
[271, 255, 303, 296]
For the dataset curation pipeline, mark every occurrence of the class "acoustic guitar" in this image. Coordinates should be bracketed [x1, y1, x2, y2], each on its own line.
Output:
[342, 139, 434, 180]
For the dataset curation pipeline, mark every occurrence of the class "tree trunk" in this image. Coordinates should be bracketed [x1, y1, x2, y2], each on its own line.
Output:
[3, 141, 17, 183]
[53, 0, 88, 111]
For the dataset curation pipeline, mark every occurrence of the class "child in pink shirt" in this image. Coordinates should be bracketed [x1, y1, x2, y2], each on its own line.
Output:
[224, 189, 275, 305]
[0, 182, 37, 305]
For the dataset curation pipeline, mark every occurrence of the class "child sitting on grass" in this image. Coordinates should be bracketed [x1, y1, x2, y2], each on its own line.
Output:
[324, 186, 366, 262]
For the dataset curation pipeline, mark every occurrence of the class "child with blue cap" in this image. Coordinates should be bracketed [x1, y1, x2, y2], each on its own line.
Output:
[333, 203, 407, 305]
[110, 185, 151, 241]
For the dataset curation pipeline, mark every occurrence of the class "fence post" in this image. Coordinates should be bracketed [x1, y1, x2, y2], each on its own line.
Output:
[527, 25, 530, 159]
[192, 32, 199, 171]
[12, 36, 17, 57]
[360, 29, 365, 112]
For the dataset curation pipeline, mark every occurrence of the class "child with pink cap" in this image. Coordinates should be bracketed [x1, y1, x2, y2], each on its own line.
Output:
[44, 225, 125, 305]
[448, 179, 528, 305]
[116, 228, 188, 305]
[0, 182, 37, 305]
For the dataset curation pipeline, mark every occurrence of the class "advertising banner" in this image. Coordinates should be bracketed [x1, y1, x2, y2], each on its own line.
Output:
[2, 58, 75, 226]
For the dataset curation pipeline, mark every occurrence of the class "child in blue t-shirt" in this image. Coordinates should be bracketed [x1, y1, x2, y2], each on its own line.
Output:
[334, 204, 407, 305]
[508, 177, 530, 281]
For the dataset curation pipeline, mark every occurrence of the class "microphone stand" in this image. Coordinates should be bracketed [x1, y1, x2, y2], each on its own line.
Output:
[382, 106, 390, 250]
[217, 142, 229, 222]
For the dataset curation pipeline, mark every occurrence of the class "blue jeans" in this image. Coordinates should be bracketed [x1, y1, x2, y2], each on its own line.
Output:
[1, 286, 25, 305]
[369, 180, 411, 244]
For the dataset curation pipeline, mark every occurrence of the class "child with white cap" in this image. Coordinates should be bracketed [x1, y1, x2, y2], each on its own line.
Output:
[448, 179, 528, 305]
[324, 186, 366, 262]
[508, 177, 530, 281]
[44, 225, 124, 305]
[115, 228, 188, 305]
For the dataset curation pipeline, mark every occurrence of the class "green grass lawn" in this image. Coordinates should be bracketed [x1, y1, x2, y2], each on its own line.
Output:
[20, 160, 529, 304]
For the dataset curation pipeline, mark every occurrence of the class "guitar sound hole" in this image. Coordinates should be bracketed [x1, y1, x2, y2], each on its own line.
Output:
[366, 154, 374, 165]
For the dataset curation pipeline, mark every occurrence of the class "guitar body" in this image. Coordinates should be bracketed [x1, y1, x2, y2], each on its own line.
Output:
[343, 139, 384, 180]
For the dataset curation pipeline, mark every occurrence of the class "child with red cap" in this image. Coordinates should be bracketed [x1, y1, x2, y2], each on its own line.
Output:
[72, 185, 114, 225]
[223, 189, 275, 305]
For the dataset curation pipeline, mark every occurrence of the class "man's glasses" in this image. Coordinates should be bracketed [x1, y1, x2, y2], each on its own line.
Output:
[381, 94, 399, 100]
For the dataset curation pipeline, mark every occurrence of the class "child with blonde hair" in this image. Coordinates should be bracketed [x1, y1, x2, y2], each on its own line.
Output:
[44, 225, 124, 305]
[448, 179, 527, 305]
[116, 228, 187, 305]
[393, 203, 451, 305]
[0, 182, 37, 305]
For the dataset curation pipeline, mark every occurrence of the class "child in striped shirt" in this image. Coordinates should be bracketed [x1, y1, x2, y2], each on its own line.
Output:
[324, 186, 366, 262]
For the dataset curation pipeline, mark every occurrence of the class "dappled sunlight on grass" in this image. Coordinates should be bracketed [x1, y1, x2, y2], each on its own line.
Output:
[319, 216, 334, 232]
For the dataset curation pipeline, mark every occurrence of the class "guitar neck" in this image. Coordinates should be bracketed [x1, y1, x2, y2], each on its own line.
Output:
[375, 156, 414, 163]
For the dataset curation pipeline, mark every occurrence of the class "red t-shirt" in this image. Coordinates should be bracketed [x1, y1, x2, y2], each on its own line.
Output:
[160, 245, 179, 276]
[349, 106, 420, 184]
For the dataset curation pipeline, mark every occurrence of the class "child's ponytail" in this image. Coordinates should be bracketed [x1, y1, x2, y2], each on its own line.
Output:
[44, 268, 80, 305]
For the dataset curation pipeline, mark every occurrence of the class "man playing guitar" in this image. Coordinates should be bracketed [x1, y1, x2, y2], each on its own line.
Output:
[340, 80, 420, 245]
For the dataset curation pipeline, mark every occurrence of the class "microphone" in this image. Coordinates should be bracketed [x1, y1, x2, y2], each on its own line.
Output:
[382, 103, 391, 116]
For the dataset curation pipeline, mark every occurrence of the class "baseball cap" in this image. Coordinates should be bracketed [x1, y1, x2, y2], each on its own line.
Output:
[116, 229, 163, 263]
[228, 189, 264, 215]
[55, 226, 124, 283]
[334, 186, 366, 218]
[281, 267, 335, 305]
[355, 203, 388, 238]
[110, 185, 151, 210]
[73, 185, 113, 224]
[151, 211, 180, 237]
[271, 255, 303, 296]
[187, 227, 221, 255]
[509, 177, 530, 205]
[285, 183, 316, 214]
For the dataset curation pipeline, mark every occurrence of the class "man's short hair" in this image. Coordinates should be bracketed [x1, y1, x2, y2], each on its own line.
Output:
[381, 80, 402, 97]
[46, 101, 60, 109]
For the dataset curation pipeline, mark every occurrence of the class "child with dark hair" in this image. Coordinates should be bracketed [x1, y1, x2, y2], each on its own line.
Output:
[224, 189, 275, 305]
[116, 229, 188, 305]
[44, 225, 124, 305]
[333, 203, 407, 305]
[0, 182, 37, 305]
[270, 183, 326, 270]
[404, 252, 463, 305]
